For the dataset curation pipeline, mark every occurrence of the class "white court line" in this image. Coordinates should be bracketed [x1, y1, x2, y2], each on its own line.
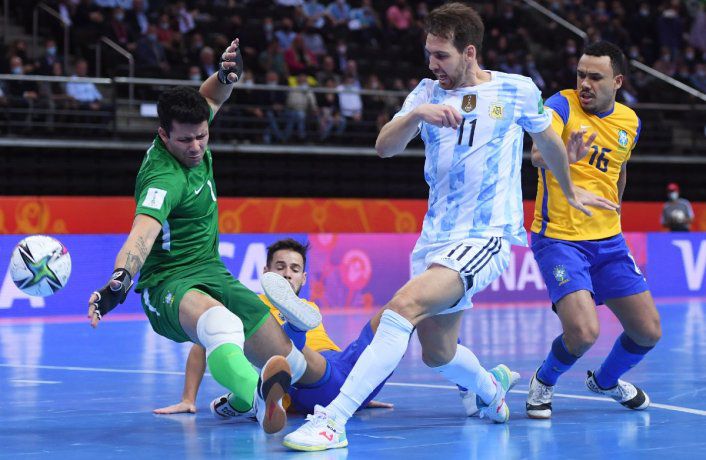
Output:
[386, 382, 706, 417]
[1, 364, 704, 417]
[11, 379, 61, 385]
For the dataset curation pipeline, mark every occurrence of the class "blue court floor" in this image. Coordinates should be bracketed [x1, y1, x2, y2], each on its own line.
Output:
[1, 300, 705, 459]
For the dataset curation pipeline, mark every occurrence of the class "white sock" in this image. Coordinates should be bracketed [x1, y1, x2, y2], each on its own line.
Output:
[433, 344, 496, 404]
[286, 343, 307, 384]
[327, 310, 414, 423]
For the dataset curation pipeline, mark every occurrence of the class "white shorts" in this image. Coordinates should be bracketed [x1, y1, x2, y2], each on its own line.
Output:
[411, 236, 511, 315]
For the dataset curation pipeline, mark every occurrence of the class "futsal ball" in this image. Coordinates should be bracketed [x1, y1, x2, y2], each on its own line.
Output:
[10, 235, 72, 297]
[671, 209, 686, 223]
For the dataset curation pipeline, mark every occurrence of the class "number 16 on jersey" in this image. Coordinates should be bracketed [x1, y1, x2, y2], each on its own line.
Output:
[457, 118, 477, 147]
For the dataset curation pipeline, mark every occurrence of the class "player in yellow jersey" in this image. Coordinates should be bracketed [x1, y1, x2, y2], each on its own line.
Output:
[526, 42, 662, 419]
[154, 238, 394, 416]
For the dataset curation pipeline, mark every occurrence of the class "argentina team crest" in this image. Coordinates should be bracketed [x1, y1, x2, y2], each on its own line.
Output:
[553, 265, 570, 286]
[462, 94, 477, 112]
[489, 102, 505, 119]
[617, 129, 629, 150]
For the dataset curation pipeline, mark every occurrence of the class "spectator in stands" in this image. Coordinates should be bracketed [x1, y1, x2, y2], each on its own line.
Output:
[187, 66, 202, 83]
[284, 73, 318, 142]
[349, 0, 382, 45]
[135, 24, 170, 77]
[284, 34, 318, 76]
[386, 0, 413, 32]
[316, 55, 341, 85]
[66, 59, 106, 113]
[175, 2, 196, 35]
[326, 0, 351, 31]
[302, 21, 327, 57]
[34, 38, 63, 75]
[3, 40, 30, 73]
[41, 61, 71, 132]
[5, 56, 40, 127]
[156, 13, 176, 47]
[186, 33, 205, 64]
[73, 0, 105, 56]
[275, 18, 297, 51]
[197, 47, 218, 81]
[263, 70, 288, 144]
[302, 0, 326, 29]
[661, 183, 694, 232]
[258, 40, 288, 79]
[126, 0, 151, 36]
[691, 63, 706, 92]
[317, 77, 345, 141]
[105, 7, 137, 52]
[689, 4, 706, 53]
[657, 3, 685, 57]
[652, 46, 677, 76]
[337, 73, 363, 125]
[334, 39, 349, 74]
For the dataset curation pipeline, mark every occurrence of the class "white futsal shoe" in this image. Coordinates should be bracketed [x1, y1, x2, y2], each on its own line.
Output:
[526, 369, 554, 419]
[477, 364, 517, 423]
[283, 405, 348, 451]
[261, 272, 322, 331]
[461, 365, 520, 417]
[585, 370, 650, 411]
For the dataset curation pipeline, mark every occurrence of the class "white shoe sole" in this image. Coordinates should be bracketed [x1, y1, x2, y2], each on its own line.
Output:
[283, 438, 349, 451]
[261, 272, 321, 330]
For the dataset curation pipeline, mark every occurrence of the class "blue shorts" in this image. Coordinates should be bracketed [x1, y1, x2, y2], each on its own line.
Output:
[288, 321, 389, 414]
[531, 232, 649, 307]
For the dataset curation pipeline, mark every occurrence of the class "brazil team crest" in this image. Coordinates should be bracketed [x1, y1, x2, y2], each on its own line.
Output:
[462, 94, 477, 112]
[553, 265, 570, 286]
[617, 129, 629, 150]
[489, 102, 505, 119]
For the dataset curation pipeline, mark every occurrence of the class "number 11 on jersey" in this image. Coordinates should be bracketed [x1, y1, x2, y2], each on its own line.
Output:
[457, 118, 477, 146]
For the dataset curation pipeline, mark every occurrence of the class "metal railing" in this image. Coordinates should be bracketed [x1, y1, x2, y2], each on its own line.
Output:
[96, 36, 135, 105]
[1, 74, 704, 159]
[521, 0, 706, 103]
[33, 3, 69, 71]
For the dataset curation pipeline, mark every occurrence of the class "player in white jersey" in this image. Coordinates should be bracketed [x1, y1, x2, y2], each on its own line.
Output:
[283, 2, 612, 451]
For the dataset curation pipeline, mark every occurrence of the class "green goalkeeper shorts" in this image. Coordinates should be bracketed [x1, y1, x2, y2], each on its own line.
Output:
[139, 265, 270, 343]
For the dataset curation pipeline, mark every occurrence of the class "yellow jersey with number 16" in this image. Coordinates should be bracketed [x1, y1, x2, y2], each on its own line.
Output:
[531, 89, 641, 241]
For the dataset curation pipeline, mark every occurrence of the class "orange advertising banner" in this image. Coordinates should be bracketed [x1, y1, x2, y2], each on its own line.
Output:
[0, 196, 704, 234]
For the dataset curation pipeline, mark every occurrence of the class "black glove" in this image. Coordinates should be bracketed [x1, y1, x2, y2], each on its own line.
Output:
[217, 43, 243, 85]
[92, 268, 133, 320]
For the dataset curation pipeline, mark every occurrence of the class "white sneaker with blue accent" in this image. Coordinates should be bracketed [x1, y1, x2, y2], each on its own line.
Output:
[477, 364, 518, 423]
[283, 405, 348, 451]
[261, 272, 322, 331]
[585, 370, 650, 410]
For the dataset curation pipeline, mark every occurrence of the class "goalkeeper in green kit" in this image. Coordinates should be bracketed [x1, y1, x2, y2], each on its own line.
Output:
[87, 38, 326, 435]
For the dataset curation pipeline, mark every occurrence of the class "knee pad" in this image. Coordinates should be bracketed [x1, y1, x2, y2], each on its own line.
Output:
[196, 305, 244, 355]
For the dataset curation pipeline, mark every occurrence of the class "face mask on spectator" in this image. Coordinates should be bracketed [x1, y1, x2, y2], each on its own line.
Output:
[264, 23, 273, 32]
[46, 46, 57, 56]
[669, 192, 679, 201]
[160, 22, 169, 29]
[639, 7, 649, 16]
[148, 33, 158, 42]
[116, 13, 124, 21]
[189, 74, 201, 82]
[337, 45, 347, 54]
[697, 70, 706, 77]
[11, 66, 22, 74]
[685, 52, 695, 60]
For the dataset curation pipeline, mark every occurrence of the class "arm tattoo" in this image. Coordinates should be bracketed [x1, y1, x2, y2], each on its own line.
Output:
[123, 236, 151, 276]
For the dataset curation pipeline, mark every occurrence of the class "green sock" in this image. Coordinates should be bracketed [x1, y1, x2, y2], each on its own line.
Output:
[206, 343, 258, 412]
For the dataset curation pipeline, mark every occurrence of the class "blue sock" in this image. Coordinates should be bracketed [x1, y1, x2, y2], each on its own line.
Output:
[594, 333, 653, 389]
[537, 335, 579, 386]
[283, 322, 307, 351]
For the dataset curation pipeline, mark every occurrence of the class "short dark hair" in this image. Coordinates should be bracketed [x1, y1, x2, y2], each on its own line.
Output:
[583, 41, 627, 77]
[157, 86, 210, 135]
[266, 238, 310, 269]
[424, 2, 484, 53]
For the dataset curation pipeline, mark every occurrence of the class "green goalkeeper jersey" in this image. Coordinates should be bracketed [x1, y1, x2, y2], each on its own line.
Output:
[133, 134, 221, 291]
